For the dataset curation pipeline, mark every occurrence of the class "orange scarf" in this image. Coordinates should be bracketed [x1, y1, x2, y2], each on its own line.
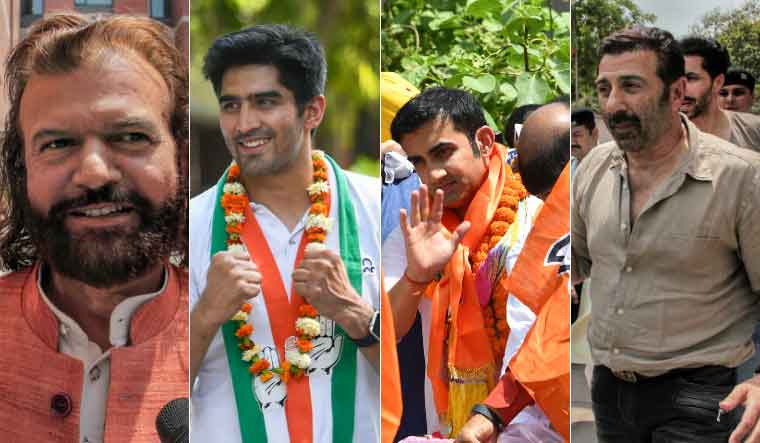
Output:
[380, 277, 402, 443]
[507, 164, 571, 441]
[427, 144, 512, 434]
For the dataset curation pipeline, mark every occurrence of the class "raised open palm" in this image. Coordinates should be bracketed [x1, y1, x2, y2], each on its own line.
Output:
[401, 184, 470, 283]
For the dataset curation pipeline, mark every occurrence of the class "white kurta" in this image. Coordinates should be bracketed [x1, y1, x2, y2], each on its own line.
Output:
[190, 163, 380, 443]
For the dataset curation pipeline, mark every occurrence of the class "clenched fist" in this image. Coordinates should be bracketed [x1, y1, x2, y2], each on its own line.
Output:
[195, 250, 262, 329]
[292, 247, 374, 340]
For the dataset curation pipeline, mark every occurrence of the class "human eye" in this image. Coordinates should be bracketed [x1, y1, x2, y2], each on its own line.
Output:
[596, 83, 610, 97]
[40, 138, 76, 152]
[719, 89, 729, 97]
[220, 100, 240, 113]
[109, 132, 154, 149]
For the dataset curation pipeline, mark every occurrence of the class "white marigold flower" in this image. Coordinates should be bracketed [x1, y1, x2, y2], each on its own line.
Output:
[305, 242, 327, 253]
[227, 243, 247, 254]
[307, 181, 330, 196]
[286, 350, 312, 369]
[311, 150, 325, 160]
[231, 310, 248, 322]
[296, 317, 321, 337]
[223, 182, 246, 195]
[241, 349, 256, 362]
[224, 213, 245, 225]
[306, 214, 332, 231]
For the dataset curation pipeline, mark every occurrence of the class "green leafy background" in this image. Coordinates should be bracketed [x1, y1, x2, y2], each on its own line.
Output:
[382, 0, 570, 135]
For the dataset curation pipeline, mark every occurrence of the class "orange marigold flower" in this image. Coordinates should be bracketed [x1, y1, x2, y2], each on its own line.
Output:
[281, 361, 292, 383]
[228, 164, 241, 178]
[307, 232, 327, 243]
[310, 202, 329, 216]
[299, 304, 319, 317]
[496, 320, 508, 331]
[488, 236, 501, 250]
[226, 223, 243, 235]
[259, 372, 274, 383]
[489, 221, 510, 236]
[241, 303, 252, 313]
[297, 339, 313, 353]
[472, 251, 488, 265]
[235, 323, 253, 338]
[309, 192, 328, 203]
[478, 242, 489, 254]
[314, 170, 328, 181]
[238, 342, 254, 350]
[249, 358, 270, 375]
[307, 226, 326, 235]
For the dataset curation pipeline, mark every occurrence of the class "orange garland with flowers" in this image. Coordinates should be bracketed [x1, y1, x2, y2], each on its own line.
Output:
[221, 152, 332, 383]
[469, 171, 528, 364]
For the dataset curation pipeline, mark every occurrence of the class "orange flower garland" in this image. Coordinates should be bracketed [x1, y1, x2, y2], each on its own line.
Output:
[471, 171, 528, 364]
[222, 151, 333, 383]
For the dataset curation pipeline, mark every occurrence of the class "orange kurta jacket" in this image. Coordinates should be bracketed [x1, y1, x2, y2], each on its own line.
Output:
[0, 264, 188, 442]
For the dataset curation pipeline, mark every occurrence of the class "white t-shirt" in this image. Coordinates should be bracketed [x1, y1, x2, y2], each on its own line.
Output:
[190, 163, 380, 443]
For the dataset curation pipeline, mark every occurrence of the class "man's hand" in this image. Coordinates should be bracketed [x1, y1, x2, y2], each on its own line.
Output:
[722, 375, 760, 442]
[292, 247, 373, 340]
[401, 184, 470, 283]
[455, 413, 497, 443]
[196, 250, 262, 329]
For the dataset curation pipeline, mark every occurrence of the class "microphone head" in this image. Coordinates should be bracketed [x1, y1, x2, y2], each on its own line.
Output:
[156, 398, 189, 443]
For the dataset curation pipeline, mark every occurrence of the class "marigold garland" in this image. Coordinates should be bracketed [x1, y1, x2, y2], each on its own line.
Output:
[222, 151, 333, 383]
[470, 170, 528, 363]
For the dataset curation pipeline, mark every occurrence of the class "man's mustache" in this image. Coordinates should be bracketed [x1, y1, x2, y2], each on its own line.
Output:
[48, 185, 150, 219]
[235, 128, 275, 144]
[607, 111, 641, 129]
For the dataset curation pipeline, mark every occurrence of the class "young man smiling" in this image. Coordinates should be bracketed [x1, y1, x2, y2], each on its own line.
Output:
[189, 25, 380, 443]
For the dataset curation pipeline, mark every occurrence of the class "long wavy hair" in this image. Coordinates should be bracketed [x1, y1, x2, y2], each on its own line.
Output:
[0, 13, 188, 271]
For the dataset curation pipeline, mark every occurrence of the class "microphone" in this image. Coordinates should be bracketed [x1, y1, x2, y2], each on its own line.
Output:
[156, 398, 189, 443]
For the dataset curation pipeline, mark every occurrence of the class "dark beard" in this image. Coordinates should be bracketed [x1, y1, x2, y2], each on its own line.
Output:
[22, 184, 181, 288]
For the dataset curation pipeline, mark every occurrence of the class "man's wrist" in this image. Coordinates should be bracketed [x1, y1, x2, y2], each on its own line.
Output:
[403, 267, 433, 286]
[334, 298, 375, 340]
[470, 404, 504, 433]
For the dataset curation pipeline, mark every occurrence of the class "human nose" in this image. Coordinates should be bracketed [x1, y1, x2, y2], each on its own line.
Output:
[71, 137, 120, 190]
[602, 86, 627, 115]
[237, 102, 262, 135]
[429, 165, 447, 184]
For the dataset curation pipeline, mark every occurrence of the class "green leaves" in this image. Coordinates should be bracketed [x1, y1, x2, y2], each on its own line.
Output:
[383, 0, 570, 131]
[463, 74, 497, 93]
[515, 72, 551, 106]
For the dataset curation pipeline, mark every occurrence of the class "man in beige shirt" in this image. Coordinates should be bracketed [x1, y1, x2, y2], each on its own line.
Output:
[574, 26, 760, 443]
[679, 36, 760, 152]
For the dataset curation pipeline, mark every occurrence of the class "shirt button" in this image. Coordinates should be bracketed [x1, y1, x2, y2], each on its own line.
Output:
[289, 239, 297, 245]
[59, 324, 68, 337]
[89, 366, 101, 382]
[625, 266, 632, 273]
[616, 308, 624, 315]
[620, 223, 627, 231]
[613, 348, 620, 355]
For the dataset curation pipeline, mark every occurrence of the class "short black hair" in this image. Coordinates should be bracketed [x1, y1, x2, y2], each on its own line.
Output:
[504, 104, 540, 148]
[600, 26, 684, 88]
[572, 108, 596, 132]
[679, 36, 730, 79]
[390, 87, 487, 154]
[203, 24, 326, 114]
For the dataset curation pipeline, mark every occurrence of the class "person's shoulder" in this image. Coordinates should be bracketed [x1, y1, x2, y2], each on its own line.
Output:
[574, 142, 617, 180]
[696, 129, 760, 174]
[0, 267, 32, 301]
[189, 185, 218, 220]
[728, 109, 760, 127]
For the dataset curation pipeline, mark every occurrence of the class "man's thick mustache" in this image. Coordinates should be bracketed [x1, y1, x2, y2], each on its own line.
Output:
[607, 112, 641, 128]
[47, 185, 151, 220]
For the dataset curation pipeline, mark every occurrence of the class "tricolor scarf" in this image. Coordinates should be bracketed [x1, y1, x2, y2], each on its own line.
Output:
[426, 144, 514, 434]
[210, 154, 361, 443]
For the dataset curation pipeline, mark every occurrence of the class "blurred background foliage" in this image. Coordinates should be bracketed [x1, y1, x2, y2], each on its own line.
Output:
[382, 0, 570, 135]
[190, 0, 380, 195]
